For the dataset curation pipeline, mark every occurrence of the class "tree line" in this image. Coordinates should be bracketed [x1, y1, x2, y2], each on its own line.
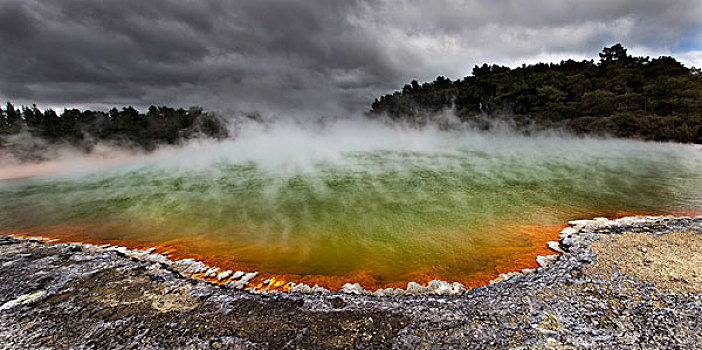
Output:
[370, 44, 702, 143]
[2, 44, 700, 152]
[0, 104, 228, 151]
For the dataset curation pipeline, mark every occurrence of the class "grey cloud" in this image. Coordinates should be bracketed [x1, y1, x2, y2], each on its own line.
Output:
[0, 0, 700, 116]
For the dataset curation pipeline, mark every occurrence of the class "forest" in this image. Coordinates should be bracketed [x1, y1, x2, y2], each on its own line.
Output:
[370, 44, 702, 143]
[1, 44, 701, 150]
[0, 104, 228, 152]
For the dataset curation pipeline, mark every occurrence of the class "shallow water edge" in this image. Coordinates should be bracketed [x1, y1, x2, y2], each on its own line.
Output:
[1, 215, 701, 348]
[3, 214, 699, 296]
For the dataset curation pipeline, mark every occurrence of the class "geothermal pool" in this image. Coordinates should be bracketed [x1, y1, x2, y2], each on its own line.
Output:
[1, 121, 702, 290]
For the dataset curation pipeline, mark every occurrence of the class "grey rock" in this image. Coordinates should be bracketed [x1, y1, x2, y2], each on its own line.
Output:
[0, 215, 700, 349]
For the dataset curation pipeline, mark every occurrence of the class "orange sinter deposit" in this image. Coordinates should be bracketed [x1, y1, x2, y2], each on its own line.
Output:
[4, 210, 702, 293]
[3, 223, 567, 292]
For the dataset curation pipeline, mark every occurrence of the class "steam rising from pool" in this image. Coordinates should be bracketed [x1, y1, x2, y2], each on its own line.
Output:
[1, 118, 701, 289]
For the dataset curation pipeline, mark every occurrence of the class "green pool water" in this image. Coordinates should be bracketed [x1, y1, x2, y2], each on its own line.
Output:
[1, 125, 701, 289]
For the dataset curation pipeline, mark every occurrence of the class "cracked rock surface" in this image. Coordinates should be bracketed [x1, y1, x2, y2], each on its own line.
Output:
[0, 216, 701, 349]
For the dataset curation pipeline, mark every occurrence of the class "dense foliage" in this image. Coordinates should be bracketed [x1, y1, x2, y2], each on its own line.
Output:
[0, 104, 228, 150]
[2, 44, 700, 151]
[370, 44, 702, 143]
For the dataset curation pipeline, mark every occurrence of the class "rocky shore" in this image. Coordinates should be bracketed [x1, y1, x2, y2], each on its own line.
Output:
[1, 216, 701, 349]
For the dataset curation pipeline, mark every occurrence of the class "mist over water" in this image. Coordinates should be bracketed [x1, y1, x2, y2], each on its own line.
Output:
[1, 118, 701, 289]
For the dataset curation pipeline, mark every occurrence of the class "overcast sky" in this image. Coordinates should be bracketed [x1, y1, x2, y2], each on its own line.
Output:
[1, 0, 700, 116]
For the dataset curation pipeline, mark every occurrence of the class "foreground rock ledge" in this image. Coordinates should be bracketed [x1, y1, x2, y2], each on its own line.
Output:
[1, 216, 701, 349]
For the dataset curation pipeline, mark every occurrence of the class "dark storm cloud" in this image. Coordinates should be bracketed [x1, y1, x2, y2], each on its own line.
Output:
[0, 0, 700, 115]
